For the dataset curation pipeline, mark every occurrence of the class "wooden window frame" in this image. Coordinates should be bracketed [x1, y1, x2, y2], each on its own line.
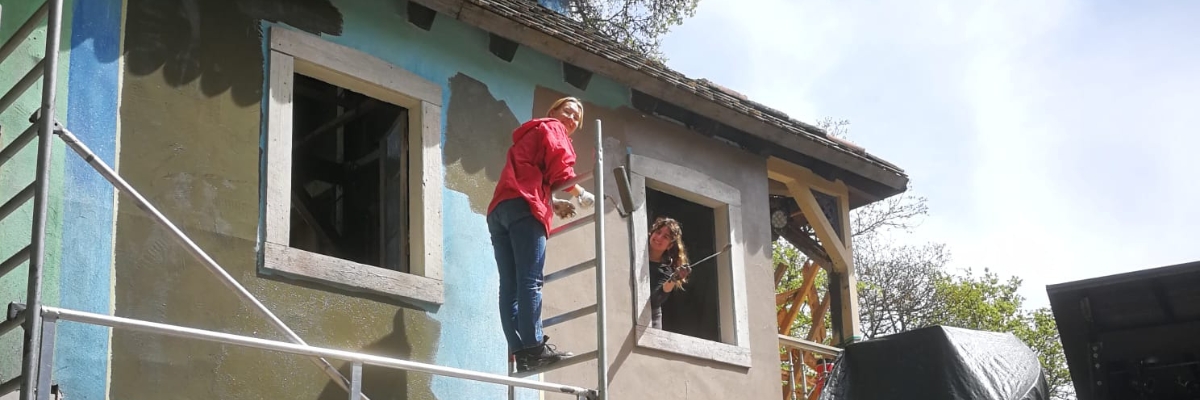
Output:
[627, 154, 752, 367]
[261, 26, 444, 306]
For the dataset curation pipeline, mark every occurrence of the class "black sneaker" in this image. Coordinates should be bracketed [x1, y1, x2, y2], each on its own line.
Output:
[515, 335, 573, 372]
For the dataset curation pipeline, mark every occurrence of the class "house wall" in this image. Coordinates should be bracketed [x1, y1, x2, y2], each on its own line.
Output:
[530, 88, 778, 400]
[0, 1, 120, 399]
[109, 0, 631, 399]
[0, 0, 779, 398]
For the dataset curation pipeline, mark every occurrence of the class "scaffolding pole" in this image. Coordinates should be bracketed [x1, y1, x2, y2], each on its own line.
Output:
[39, 306, 596, 398]
[49, 123, 365, 398]
[20, 0, 63, 398]
[593, 120, 609, 400]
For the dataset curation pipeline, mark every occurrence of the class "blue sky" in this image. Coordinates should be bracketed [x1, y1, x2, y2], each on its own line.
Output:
[660, 0, 1200, 307]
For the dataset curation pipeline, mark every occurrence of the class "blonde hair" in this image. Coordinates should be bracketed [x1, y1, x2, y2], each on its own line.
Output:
[547, 97, 584, 124]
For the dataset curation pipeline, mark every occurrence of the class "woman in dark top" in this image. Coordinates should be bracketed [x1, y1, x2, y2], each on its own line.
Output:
[647, 217, 691, 329]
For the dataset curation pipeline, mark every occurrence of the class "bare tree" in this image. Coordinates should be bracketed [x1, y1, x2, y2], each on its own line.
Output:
[566, 0, 700, 61]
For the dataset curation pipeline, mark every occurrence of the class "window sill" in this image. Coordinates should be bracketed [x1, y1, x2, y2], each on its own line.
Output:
[261, 242, 444, 306]
[634, 324, 752, 368]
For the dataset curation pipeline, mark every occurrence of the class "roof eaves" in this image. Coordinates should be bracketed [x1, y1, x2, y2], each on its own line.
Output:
[417, 0, 908, 189]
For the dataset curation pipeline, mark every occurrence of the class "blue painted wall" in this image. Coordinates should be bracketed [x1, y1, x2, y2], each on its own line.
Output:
[319, 0, 628, 397]
[54, 0, 122, 398]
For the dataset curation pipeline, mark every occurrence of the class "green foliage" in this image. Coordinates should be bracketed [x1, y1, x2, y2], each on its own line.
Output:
[926, 270, 1072, 399]
[770, 117, 1074, 399]
[568, 0, 700, 61]
[928, 268, 1026, 333]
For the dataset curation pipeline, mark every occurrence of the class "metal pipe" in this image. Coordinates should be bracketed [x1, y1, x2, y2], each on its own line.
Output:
[0, 184, 35, 223]
[544, 259, 594, 284]
[51, 126, 364, 398]
[0, 246, 31, 278]
[40, 306, 596, 397]
[0, 59, 46, 114]
[0, 124, 37, 169]
[593, 120, 609, 400]
[548, 216, 591, 238]
[350, 362, 362, 400]
[552, 169, 594, 193]
[787, 350, 797, 400]
[778, 334, 841, 357]
[0, 1, 49, 65]
[21, 0, 61, 397]
[799, 353, 808, 396]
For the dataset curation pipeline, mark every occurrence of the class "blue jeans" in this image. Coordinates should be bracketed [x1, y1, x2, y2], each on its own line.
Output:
[488, 198, 546, 353]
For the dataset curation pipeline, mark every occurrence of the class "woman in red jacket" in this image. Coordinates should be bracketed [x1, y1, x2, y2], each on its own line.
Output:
[487, 97, 595, 372]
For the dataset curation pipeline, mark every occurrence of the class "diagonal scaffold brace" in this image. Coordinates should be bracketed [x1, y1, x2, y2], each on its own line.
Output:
[34, 111, 368, 399]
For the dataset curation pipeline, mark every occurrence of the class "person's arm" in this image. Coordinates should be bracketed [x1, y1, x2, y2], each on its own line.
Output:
[541, 122, 577, 191]
[542, 122, 595, 208]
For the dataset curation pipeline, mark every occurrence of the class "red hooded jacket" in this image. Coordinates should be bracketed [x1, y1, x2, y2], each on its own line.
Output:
[487, 117, 578, 234]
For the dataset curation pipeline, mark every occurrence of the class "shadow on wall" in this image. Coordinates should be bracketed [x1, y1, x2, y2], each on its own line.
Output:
[122, 0, 345, 106]
[317, 309, 439, 400]
[444, 73, 520, 213]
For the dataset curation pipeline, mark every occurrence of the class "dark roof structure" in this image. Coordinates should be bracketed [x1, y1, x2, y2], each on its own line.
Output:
[1046, 260, 1200, 400]
[413, 0, 909, 203]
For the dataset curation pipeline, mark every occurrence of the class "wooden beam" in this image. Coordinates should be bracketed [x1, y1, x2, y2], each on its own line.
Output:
[769, 157, 848, 197]
[778, 261, 818, 334]
[291, 190, 343, 256]
[294, 98, 381, 149]
[785, 180, 851, 273]
[776, 288, 799, 304]
[774, 262, 789, 288]
[806, 292, 831, 343]
[778, 222, 833, 271]
[778, 284, 808, 334]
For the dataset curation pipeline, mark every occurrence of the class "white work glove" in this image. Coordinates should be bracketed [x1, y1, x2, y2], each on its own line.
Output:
[575, 189, 595, 210]
[552, 197, 577, 219]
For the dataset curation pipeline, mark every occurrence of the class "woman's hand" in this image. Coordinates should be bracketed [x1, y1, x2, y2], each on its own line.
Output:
[567, 185, 595, 210]
[553, 198, 577, 218]
[676, 265, 692, 281]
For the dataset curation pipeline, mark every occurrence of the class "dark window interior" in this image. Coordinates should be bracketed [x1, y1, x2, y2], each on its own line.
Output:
[289, 74, 409, 272]
[646, 188, 721, 342]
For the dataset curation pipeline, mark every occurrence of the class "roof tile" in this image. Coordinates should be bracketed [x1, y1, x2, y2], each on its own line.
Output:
[465, 0, 902, 174]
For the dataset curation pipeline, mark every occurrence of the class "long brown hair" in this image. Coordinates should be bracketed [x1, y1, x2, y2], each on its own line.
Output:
[650, 217, 690, 281]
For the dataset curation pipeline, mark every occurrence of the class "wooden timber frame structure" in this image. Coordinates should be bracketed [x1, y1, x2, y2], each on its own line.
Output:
[768, 157, 859, 400]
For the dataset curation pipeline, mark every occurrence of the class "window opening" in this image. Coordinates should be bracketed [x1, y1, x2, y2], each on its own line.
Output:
[646, 187, 720, 342]
[289, 73, 410, 273]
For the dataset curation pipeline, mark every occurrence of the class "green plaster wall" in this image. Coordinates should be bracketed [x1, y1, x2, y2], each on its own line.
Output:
[0, 0, 74, 380]
[108, 0, 629, 398]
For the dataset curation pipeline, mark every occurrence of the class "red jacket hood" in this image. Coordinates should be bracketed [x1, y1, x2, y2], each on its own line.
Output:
[513, 117, 561, 143]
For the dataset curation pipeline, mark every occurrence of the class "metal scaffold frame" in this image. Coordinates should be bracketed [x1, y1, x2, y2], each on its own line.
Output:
[0, 1, 612, 398]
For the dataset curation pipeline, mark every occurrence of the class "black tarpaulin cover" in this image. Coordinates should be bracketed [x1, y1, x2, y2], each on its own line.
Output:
[819, 325, 1050, 400]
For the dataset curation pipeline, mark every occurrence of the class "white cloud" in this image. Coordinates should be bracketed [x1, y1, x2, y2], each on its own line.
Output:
[663, 0, 1200, 308]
